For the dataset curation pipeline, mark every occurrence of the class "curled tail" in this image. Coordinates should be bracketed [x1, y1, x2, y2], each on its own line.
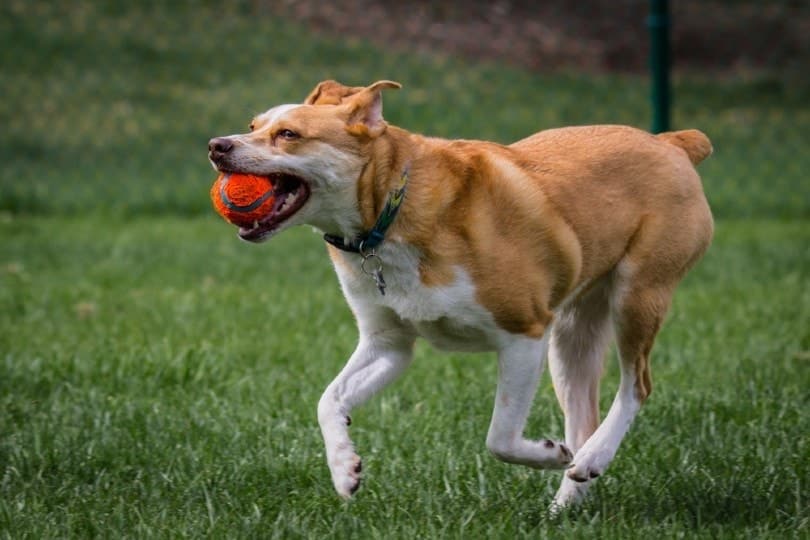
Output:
[656, 129, 713, 165]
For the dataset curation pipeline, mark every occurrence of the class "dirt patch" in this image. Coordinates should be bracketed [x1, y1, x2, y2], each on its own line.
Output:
[262, 0, 808, 77]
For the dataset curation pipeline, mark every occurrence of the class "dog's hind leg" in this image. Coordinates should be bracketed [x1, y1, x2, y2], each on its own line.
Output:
[547, 281, 612, 510]
[317, 313, 415, 498]
[485, 334, 573, 469]
[563, 261, 673, 490]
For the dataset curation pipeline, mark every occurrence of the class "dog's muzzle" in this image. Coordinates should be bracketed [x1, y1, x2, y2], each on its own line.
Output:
[208, 137, 234, 164]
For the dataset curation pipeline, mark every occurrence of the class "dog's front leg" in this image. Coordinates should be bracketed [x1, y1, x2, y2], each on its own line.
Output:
[485, 335, 573, 468]
[317, 325, 414, 498]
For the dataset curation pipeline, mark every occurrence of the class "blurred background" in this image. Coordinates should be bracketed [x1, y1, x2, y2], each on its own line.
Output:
[1, 0, 808, 220]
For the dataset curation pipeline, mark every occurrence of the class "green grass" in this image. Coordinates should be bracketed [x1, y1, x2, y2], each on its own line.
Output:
[1, 217, 808, 538]
[1, 2, 808, 220]
[1, 1, 809, 538]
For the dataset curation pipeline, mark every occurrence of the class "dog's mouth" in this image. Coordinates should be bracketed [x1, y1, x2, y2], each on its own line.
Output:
[235, 173, 311, 242]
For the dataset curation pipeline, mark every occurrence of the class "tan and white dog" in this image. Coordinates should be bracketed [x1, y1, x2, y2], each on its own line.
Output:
[208, 80, 713, 509]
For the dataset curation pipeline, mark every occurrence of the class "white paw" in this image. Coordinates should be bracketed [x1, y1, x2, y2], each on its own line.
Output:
[549, 476, 590, 514]
[566, 448, 611, 483]
[328, 444, 363, 498]
[534, 439, 574, 469]
[488, 438, 573, 469]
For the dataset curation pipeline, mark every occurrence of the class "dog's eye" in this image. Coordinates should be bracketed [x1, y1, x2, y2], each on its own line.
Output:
[277, 129, 300, 141]
[248, 122, 255, 132]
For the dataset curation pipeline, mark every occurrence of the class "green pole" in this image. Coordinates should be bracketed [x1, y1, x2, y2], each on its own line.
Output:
[648, 0, 670, 133]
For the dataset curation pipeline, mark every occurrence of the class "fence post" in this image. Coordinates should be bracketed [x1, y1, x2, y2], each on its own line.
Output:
[648, 0, 671, 133]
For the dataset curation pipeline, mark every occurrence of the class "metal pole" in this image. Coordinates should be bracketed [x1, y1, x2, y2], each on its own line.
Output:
[648, 0, 671, 133]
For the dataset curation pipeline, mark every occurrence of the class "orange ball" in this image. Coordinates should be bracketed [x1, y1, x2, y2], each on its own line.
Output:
[210, 173, 275, 228]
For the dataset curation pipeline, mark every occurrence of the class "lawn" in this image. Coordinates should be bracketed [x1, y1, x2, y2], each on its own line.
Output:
[1, 2, 808, 538]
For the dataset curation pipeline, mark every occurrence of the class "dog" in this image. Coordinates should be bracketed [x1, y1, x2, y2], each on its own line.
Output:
[208, 80, 713, 509]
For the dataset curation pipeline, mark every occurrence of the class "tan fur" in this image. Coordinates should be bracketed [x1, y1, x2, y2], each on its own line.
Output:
[311, 84, 713, 400]
[655, 129, 713, 165]
[208, 81, 714, 501]
[248, 81, 713, 399]
[304, 79, 366, 105]
[329, 123, 712, 341]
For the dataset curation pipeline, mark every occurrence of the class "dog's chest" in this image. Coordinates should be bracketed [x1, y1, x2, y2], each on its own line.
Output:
[334, 244, 501, 351]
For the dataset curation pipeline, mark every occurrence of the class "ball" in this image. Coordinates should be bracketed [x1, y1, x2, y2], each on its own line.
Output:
[210, 173, 275, 228]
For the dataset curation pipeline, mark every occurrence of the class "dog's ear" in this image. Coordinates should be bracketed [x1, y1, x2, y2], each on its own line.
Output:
[343, 80, 402, 138]
[304, 80, 365, 105]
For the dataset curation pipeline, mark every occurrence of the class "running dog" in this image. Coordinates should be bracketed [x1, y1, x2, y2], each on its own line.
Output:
[207, 80, 713, 509]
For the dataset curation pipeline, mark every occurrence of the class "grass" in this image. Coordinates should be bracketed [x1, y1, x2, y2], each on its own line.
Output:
[1, 217, 808, 538]
[1, 2, 808, 220]
[1, 1, 808, 538]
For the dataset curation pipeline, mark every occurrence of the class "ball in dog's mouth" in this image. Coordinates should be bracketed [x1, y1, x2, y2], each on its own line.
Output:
[237, 173, 311, 242]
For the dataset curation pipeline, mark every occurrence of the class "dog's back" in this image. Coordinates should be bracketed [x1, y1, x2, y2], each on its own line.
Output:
[509, 124, 714, 288]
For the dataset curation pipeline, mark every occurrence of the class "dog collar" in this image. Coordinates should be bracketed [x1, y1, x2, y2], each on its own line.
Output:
[323, 166, 409, 255]
[323, 167, 409, 296]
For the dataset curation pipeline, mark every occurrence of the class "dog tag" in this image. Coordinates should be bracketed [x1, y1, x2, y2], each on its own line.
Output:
[371, 267, 386, 296]
[361, 252, 386, 296]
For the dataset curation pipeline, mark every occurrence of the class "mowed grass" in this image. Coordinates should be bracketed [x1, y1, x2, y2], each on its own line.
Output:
[1, 217, 808, 538]
[1, 1, 809, 538]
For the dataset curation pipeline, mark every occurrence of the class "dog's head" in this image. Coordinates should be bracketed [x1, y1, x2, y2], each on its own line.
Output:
[208, 80, 401, 242]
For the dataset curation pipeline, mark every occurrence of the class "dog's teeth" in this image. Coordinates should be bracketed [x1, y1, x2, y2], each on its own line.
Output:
[253, 220, 259, 228]
[279, 192, 299, 213]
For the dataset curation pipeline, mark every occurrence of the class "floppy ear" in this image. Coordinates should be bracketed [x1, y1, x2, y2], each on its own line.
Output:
[344, 80, 402, 138]
[304, 80, 366, 105]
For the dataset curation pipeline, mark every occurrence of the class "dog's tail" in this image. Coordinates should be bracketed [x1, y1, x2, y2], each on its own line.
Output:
[656, 129, 713, 165]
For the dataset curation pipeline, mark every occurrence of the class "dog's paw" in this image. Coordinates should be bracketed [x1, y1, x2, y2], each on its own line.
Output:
[329, 446, 363, 498]
[538, 439, 574, 469]
[529, 439, 574, 469]
[566, 449, 609, 483]
[490, 438, 573, 469]
[549, 476, 590, 514]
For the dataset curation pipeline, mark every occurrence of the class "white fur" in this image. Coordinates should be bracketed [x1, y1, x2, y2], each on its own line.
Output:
[325, 245, 649, 509]
[562, 260, 642, 482]
[317, 319, 414, 497]
[338, 242, 503, 351]
[255, 103, 300, 126]
[549, 260, 645, 510]
[318, 241, 574, 498]
[485, 334, 572, 469]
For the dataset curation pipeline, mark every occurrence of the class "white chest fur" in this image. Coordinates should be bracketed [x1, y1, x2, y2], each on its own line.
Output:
[333, 243, 504, 352]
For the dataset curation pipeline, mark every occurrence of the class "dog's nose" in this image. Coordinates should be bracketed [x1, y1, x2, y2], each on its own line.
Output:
[208, 137, 234, 159]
